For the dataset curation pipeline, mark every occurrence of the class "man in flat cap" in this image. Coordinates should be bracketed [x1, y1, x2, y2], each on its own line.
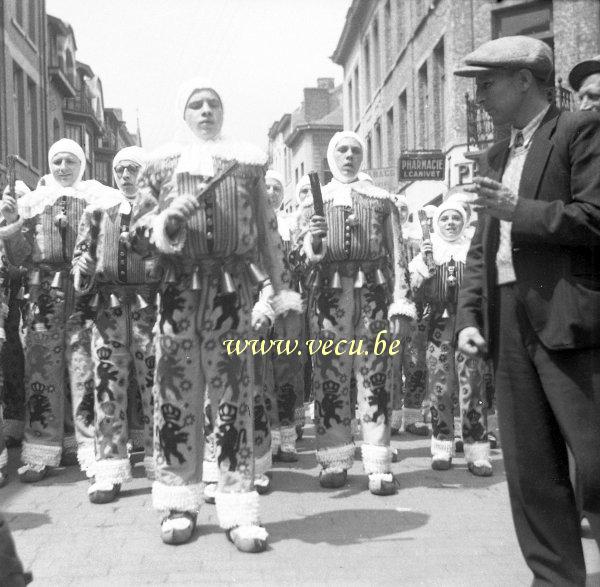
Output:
[455, 35, 600, 585]
[569, 54, 600, 112]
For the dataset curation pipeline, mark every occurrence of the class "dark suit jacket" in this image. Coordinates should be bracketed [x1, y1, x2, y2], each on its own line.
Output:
[456, 105, 600, 353]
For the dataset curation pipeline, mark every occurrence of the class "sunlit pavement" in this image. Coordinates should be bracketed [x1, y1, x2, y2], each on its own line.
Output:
[2, 426, 599, 586]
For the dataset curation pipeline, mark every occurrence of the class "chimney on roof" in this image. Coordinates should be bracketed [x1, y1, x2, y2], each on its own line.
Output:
[317, 77, 335, 91]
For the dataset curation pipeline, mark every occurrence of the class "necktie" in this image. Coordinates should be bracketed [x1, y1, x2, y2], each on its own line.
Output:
[513, 131, 524, 149]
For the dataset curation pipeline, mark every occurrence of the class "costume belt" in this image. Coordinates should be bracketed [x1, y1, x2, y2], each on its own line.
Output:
[307, 257, 389, 291]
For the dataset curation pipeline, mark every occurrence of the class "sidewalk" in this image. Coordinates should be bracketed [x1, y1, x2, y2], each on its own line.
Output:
[2, 427, 599, 586]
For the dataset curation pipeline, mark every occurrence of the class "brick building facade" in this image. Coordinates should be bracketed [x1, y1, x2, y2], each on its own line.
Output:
[268, 78, 343, 213]
[332, 0, 599, 210]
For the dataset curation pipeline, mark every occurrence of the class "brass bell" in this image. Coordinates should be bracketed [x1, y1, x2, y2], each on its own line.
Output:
[191, 267, 201, 291]
[135, 294, 149, 309]
[89, 293, 100, 310]
[16, 286, 26, 300]
[50, 271, 63, 289]
[330, 270, 342, 290]
[221, 270, 236, 295]
[109, 293, 121, 308]
[29, 270, 41, 286]
[442, 307, 450, 319]
[155, 291, 161, 308]
[164, 266, 177, 284]
[353, 267, 365, 289]
[375, 268, 387, 286]
[248, 262, 267, 284]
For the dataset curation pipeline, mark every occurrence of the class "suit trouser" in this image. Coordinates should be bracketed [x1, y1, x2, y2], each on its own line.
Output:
[152, 275, 260, 530]
[495, 284, 600, 586]
[21, 278, 93, 469]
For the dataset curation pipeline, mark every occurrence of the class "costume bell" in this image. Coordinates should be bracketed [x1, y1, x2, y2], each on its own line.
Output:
[73, 146, 157, 503]
[298, 131, 416, 495]
[132, 79, 301, 551]
[409, 201, 492, 475]
[0, 140, 112, 482]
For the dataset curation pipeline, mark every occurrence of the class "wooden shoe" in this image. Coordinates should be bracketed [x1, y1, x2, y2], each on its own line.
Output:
[254, 474, 271, 495]
[60, 451, 79, 467]
[295, 424, 304, 441]
[18, 464, 48, 483]
[88, 479, 121, 504]
[368, 473, 397, 496]
[226, 525, 268, 553]
[319, 468, 347, 488]
[161, 511, 197, 545]
[278, 450, 298, 463]
[431, 456, 452, 471]
[203, 482, 217, 504]
[468, 461, 493, 477]
[405, 422, 431, 437]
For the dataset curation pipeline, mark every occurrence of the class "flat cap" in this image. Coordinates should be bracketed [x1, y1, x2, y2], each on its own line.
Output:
[568, 55, 600, 91]
[454, 35, 553, 81]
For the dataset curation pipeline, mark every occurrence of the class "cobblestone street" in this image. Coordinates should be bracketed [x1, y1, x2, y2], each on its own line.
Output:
[3, 426, 599, 586]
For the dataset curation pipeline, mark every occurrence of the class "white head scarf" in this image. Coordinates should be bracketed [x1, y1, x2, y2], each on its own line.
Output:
[430, 201, 470, 264]
[395, 194, 410, 226]
[265, 169, 284, 188]
[112, 146, 146, 186]
[46, 139, 86, 189]
[358, 171, 373, 183]
[326, 131, 366, 184]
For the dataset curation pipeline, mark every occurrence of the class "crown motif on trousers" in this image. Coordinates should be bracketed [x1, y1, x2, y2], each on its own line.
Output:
[161, 403, 181, 422]
[218, 402, 237, 423]
[369, 372, 386, 387]
[97, 346, 113, 361]
[31, 381, 46, 394]
[323, 380, 340, 394]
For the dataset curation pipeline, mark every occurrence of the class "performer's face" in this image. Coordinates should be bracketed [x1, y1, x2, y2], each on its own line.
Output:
[266, 177, 284, 209]
[474, 69, 523, 126]
[114, 160, 141, 197]
[184, 89, 223, 140]
[399, 205, 409, 224]
[578, 73, 600, 112]
[50, 152, 82, 187]
[298, 185, 312, 203]
[438, 209, 464, 240]
[334, 138, 363, 179]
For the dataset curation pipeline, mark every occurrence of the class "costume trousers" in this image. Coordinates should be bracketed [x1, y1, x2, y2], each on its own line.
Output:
[20, 278, 93, 469]
[427, 307, 487, 443]
[0, 289, 25, 441]
[495, 284, 600, 586]
[91, 302, 155, 484]
[127, 362, 147, 451]
[390, 307, 429, 429]
[252, 352, 273, 475]
[309, 276, 393, 474]
[152, 274, 260, 530]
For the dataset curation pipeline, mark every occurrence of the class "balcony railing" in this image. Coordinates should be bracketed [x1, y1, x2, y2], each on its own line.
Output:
[465, 77, 574, 152]
[64, 89, 95, 116]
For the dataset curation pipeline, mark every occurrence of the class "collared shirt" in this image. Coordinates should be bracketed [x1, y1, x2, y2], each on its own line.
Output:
[496, 105, 550, 285]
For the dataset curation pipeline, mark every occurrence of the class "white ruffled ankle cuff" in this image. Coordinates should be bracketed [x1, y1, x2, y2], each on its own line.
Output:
[254, 450, 272, 476]
[0, 447, 7, 468]
[229, 525, 268, 541]
[368, 472, 393, 482]
[431, 437, 454, 458]
[143, 456, 155, 479]
[94, 458, 132, 484]
[270, 430, 281, 455]
[390, 409, 403, 429]
[316, 444, 355, 470]
[152, 480, 202, 513]
[402, 407, 422, 427]
[77, 443, 96, 474]
[280, 426, 297, 452]
[62, 434, 77, 453]
[464, 442, 491, 464]
[294, 406, 306, 425]
[202, 459, 219, 483]
[361, 444, 392, 474]
[215, 490, 261, 530]
[22, 442, 61, 467]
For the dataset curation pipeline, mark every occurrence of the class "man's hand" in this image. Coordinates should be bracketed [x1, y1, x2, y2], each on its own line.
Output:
[252, 316, 271, 335]
[309, 215, 327, 251]
[165, 194, 198, 237]
[75, 253, 95, 277]
[457, 326, 487, 358]
[390, 315, 412, 340]
[465, 176, 517, 221]
[0, 194, 19, 224]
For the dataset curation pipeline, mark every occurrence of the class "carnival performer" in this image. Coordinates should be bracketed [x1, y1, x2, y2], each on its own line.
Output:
[389, 195, 429, 437]
[409, 201, 492, 476]
[299, 131, 415, 495]
[72, 146, 157, 503]
[132, 79, 301, 551]
[0, 139, 111, 482]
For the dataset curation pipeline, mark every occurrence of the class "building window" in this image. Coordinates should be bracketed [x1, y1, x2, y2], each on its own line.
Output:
[354, 67, 360, 118]
[53, 118, 61, 142]
[396, 0, 405, 51]
[15, 0, 24, 27]
[384, 1, 392, 69]
[65, 49, 75, 85]
[84, 131, 92, 161]
[433, 39, 445, 149]
[65, 123, 82, 145]
[363, 37, 371, 103]
[386, 107, 395, 166]
[94, 161, 109, 185]
[300, 162, 304, 177]
[27, 0, 37, 43]
[366, 134, 373, 169]
[373, 19, 380, 89]
[374, 120, 382, 168]
[294, 167, 298, 185]
[418, 62, 429, 149]
[493, 1, 553, 50]
[13, 64, 26, 160]
[399, 90, 408, 151]
[27, 79, 39, 168]
[348, 78, 354, 126]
